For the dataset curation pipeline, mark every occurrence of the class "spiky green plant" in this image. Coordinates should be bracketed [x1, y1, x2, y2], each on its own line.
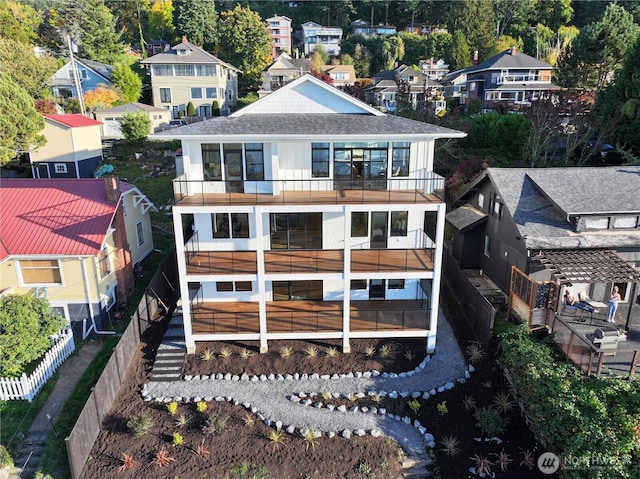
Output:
[174, 414, 189, 428]
[470, 454, 493, 476]
[465, 341, 485, 364]
[266, 429, 287, 450]
[439, 435, 460, 457]
[279, 346, 293, 358]
[321, 391, 333, 400]
[219, 347, 233, 359]
[379, 344, 392, 357]
[326, 346, 338, 358]
[200, 349, 214, 361]
[305, 346, 318, 359]
[404, 350, 415, 362]
[371, 392, 383, 403]
[492, 391, 515, 415]
[364, 345, 376, 357]
[302, 429, 319, 450]
[203, 413, 228, 435]
[242, 413, 255, 426]
[239, 348, 252, 359]
[463, 395, 477, 411]
[520, 449, 535, 469]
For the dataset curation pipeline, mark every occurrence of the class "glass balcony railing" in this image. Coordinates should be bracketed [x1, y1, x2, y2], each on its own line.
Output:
[173, 173, 445, 206]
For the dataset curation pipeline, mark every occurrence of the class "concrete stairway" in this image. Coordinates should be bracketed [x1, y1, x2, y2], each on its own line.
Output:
[149, 314, 186, 382]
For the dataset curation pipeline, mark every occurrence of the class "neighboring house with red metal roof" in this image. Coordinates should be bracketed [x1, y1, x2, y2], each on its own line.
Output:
[0, 178, 156, 338]
[29, 114, 104, 179]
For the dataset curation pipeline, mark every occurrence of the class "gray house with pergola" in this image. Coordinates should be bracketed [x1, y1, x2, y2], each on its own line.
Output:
[447, 167, 640, 330]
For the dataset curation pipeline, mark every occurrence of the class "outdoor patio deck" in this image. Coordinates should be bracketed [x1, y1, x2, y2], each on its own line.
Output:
[191, 300, 429, 335]
[551, 312, 640, 377]
[186, 249, 434, 275]
[175, 188, 442, 207]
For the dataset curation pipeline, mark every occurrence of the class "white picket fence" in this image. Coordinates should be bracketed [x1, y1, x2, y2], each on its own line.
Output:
[0, 329, 75, 402]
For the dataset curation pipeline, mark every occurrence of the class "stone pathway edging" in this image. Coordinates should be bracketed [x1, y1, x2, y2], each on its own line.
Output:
[143, 313, 468, 461]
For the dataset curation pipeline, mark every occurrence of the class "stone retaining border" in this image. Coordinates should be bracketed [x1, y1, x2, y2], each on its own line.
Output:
[141, 362, 476, 449]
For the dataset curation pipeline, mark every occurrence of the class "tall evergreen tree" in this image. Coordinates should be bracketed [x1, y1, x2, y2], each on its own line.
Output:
[448, 31, 472, 71]
[594, 36, 640, 155]
[173, 0, 217, 48]
[449, 0, 496, 61]
[557, 4, 639, 89]
[0, 72, 45, 164]
[55, 0, 128, 65]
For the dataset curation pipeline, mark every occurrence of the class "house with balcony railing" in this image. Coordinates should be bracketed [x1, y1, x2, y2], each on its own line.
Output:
[465, 47, 561, 112]
[153, 74, 465, 354]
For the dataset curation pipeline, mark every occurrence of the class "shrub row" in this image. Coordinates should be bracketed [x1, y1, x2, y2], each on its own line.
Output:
[497, 323, 640, 478]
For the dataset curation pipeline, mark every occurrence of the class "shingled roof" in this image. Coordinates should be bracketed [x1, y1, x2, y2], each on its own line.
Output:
[140, 38, 240, 72]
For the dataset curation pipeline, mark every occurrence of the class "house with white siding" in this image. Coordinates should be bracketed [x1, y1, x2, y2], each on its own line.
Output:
[153, 74, 465, 354]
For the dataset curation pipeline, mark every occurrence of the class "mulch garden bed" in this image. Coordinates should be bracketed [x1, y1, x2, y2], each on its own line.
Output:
[81, 311, 555, 478]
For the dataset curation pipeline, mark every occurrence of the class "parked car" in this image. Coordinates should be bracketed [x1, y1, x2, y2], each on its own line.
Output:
[169, 119, 186, 128]
[583, 141, 625, 166]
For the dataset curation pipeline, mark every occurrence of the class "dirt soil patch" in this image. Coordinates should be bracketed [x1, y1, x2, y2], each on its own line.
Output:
[82, 313, 553, 479]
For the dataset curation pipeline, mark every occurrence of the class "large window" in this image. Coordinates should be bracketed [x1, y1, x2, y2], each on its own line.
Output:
[212, 213, 249, 238]
[153, 65, 173, 76]
[196, 64, 216, 76]
[19, 259, 62, 285]
[160, 88, 171, 103]
[205, 87, 217, 99]
[245, 143, 264, 180]
[333, 142, 388, 189]
[388, 279, 405, 289]
[312, 143, 330, 178]
[174, 64, 195, 76]
[390, 211, 408, 236]
[202, 144, 222, 180]
[391, 142, 410, 177]
[270, 213, 322, 249]
[190, 87, 203, 99]
[98, 246, 111, 278]
[351, 212, 368, 237]
[273, 280, 323, 300]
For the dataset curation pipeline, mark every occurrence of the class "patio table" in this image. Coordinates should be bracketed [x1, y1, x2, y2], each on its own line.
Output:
[587, 301, 608, 324]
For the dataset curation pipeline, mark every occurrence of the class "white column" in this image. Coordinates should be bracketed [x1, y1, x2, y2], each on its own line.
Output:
[342, 205, 351, 353]
[427, 203, 446, 353]
[255, 207, 268, 353]
[173, 208, 194, 353]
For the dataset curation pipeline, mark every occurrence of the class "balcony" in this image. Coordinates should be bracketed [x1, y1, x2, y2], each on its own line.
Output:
[190, 299, 430, 335]
[185, 248, 434, 275]
[174, 175, 445, 207]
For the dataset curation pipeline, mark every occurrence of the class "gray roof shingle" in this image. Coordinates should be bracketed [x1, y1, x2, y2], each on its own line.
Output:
[465, 49, 553, 74]
[153, 113, 466, 139]
[94, 102, 166, 113]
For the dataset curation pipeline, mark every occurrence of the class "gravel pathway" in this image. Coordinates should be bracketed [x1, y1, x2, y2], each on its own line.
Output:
[144, 311, 467, 459]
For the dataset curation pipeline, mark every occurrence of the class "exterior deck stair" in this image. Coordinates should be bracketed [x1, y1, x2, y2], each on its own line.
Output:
[149, 314, 185, 382]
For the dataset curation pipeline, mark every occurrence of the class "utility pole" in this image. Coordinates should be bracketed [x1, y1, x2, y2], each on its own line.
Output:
[67, 34, 86, 116]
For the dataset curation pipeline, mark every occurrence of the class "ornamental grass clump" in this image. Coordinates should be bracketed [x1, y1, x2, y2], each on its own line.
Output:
[305, 346, 318, 359]
[266, 429, 287, 450]
[279, 346, 293, 358]
[326, 346, 338, 358]
[118, 453, 136, 472]
[474, 407, 506, 437]
[151, 446, 176, 468]
[200, 348, 214, 361]
[219, 347, 233, 359]
[439, 435, 460, 457]
[127, 414, 152, 437]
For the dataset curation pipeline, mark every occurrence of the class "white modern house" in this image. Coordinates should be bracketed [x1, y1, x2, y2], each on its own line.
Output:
[301, 21, 343, 56]
[153, 74, 465, 354]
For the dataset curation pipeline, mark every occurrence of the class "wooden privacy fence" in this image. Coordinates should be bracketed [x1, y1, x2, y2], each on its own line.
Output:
[442, 247, 496, 349]
[65, 248, 178, 479]
[0, 329, 75, 402]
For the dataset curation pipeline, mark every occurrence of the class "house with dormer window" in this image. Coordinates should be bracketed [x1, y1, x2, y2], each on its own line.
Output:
[153, 74, 465, 355]
[140, 37, 241, 118]
[464, 47, 561, 112]
[447, 167, 640, 326]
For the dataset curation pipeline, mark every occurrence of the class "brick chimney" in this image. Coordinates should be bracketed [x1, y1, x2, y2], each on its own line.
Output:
[472, 50, 478, 67]
[510, 46, 517, 55]
[103, 176, 134, 307]
[104, 176, 120, 204]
